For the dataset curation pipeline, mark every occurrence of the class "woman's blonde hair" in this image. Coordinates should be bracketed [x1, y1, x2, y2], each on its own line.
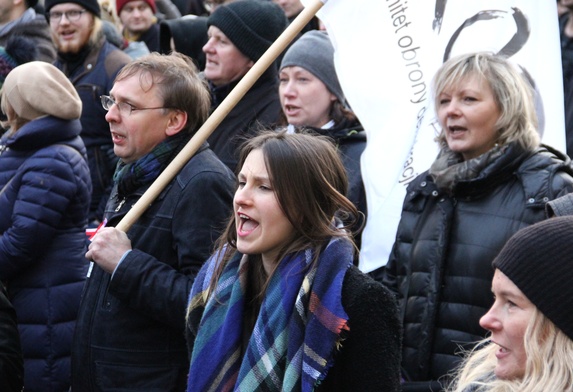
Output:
[433, 52, 540, 152]
[447, 307, 573, 392]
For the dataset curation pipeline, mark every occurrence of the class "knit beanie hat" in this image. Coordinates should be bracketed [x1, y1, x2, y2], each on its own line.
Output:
[0, 36, 38, 90]
[280, 30, 345, 105]
[207, 0, 288, 62]
[2, 61, 82, 121]
[116, 0, 156, 14]
[493, 216, 573, 341]
[45, 0, 101, 18]
[160, 15, 208, 69]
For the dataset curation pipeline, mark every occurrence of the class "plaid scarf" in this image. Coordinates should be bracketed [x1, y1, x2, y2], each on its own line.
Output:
[429, 143, 508, 195]
[113, 131, 189, 198]
[187, 237, 353, 392]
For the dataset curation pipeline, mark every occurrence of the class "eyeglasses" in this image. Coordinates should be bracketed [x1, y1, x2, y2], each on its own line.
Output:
[100, 95, 171, 116]
[47, 9, 87, 23]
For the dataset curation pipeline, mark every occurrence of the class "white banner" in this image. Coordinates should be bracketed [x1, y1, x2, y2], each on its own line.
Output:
[302, 0, 565, 272]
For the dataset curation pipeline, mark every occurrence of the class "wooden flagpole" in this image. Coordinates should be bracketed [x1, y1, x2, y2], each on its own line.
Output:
[115, 0, 325, 232]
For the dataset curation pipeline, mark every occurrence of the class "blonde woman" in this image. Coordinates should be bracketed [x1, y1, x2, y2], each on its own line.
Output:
[381, 52, 573, 391]
[447, 216, 573, 392]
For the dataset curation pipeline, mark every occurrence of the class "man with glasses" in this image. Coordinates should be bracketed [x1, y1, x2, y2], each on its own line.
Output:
[45, 0, 131, 227]
[72, 52, 235, 390]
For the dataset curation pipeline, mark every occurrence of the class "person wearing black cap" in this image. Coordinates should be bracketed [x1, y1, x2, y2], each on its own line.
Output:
[447, 216, 573, 392]
[45, 0, 131, 226]
[0, 0, 56, 62]
[203, 0, 288, 172]
[159, 14, 208, 70]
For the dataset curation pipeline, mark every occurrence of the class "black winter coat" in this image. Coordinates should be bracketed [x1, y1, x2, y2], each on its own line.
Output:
[305, 119, 367, 248]
[382, 144, 573, 391]
[71, 143, 235, 391]
[0, 284, 23, 392]
[317, 266, 402, 392]
[207, 67, 282, 172]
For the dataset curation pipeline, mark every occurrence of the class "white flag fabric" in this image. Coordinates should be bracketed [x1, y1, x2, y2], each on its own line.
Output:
[301, 0, 565, 273]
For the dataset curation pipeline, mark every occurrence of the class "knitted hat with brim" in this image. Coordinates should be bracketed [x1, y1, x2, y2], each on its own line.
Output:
[280, 30, 345, 105]
[207, 0, 288, 62]
[159, 15, 208, 69]
[493, 216, 573, 341]
[2, 61, 82, 121]
[45, 0, 101, 18]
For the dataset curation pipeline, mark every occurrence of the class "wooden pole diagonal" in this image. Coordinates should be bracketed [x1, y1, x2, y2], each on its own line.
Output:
[115, 0, 325, 232]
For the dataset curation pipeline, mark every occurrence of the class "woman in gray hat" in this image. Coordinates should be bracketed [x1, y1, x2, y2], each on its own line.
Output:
[279, 30, 367, 250]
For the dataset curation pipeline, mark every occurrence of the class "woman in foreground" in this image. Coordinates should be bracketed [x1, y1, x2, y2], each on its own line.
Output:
[185, 131, 402, 391]
[447, 216, 573, 392]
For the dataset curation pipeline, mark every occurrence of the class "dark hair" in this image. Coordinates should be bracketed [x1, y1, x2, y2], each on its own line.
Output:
[115, 52, 210, 134]
[210, 130, 358, 293]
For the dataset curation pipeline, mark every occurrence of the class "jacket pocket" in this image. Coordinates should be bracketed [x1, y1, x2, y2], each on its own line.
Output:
[95, 360, 186, 391]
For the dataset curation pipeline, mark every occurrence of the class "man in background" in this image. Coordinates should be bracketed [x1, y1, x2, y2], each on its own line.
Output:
[45, 0, 131, 225]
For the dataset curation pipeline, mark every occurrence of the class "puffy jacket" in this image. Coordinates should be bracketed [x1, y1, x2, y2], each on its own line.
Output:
[0, 116, 91, 391]
[382, 144, 573, 390]
[71, 143, 235, 391]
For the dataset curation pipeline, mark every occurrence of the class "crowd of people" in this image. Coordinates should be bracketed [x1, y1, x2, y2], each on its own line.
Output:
[0, 0, 573, 391]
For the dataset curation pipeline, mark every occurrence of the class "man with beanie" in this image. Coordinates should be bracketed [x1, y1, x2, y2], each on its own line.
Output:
[203, 0, 288, 171]
[0, 0, 56, 62]
[117, 0, 160, 53]
[45, 0, 131, 226]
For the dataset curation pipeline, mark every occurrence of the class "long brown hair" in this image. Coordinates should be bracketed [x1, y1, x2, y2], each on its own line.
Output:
[208, 130, 358, 295]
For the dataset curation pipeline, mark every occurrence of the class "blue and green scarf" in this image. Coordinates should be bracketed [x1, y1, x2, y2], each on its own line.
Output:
[187, 237, 353, 391]
[113, 131, 189, 198]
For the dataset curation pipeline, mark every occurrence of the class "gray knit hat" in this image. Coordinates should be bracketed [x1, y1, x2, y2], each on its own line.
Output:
[280, 30, 345, 105]
[208, 0, 288, 62]
[2, 61, 82, 121]
[493, 216, 573, 341]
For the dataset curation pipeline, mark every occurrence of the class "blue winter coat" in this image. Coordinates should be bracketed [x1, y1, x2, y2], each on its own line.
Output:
[0, 116, 91, 391]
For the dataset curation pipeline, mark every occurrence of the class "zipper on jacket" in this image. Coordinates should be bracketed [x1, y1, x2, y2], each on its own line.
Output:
[115, 197, 126, 212]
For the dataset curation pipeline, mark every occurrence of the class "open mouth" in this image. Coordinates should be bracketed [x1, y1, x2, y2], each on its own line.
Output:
[448, 125, 467, 134]
[111, 132, 126, 144]
[237, 213, 259, 236]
